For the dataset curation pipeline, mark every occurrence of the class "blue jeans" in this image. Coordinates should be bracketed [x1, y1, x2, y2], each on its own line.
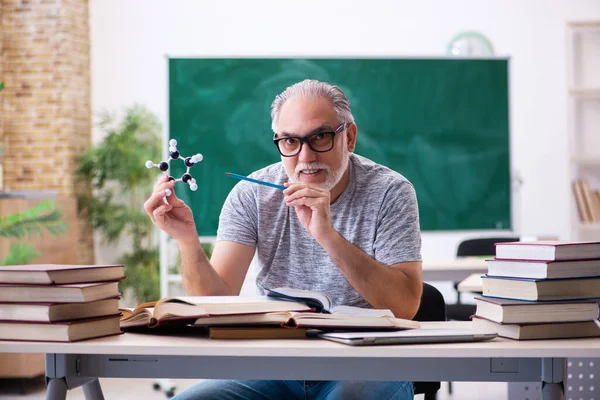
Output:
[172, 379, 414, 400]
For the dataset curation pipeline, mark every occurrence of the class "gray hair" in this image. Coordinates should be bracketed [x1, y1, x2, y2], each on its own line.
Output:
[270, 79, 355, 132]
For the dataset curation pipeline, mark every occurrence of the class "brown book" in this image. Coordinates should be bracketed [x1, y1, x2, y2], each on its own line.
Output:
[0, 264, 125, 285]
[474, 296, 599, 324]
[0, 298, 120, 322]
[573, 180, 593, 223]
[208, 326, 307, 339]
[594, 191, 600, 220]
[472, 316, 600, 340]
[0, 315, 122, 342]
[0, 281, 121, 303]
[573, 180, 591, 223]
[581, 180, 600, 222]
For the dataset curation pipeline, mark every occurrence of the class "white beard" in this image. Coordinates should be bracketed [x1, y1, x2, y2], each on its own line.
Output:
[288, 146, 350, 191]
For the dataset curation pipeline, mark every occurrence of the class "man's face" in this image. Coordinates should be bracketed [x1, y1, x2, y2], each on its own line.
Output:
[274, 97, 356, 190]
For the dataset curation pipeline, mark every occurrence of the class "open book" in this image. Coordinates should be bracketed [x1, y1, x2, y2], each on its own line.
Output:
[265, 287, 394, 317]
[120, 296, 312, 329]
[191, 311, 420, 330]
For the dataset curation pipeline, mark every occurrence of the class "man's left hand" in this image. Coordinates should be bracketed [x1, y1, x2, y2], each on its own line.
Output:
[284, 183, 334, 242]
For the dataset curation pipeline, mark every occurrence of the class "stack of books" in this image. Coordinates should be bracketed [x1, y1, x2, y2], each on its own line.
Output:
[473, 240, 600, 340]
[119, 287, 420, 339]
[0, 264, 124, 342]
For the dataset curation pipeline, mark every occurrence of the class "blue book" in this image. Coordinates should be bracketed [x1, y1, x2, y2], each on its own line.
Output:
[481, 275, 600, 301]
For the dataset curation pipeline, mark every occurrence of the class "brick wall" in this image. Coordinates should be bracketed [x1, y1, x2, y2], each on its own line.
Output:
[1, 0, 94, 264]
[0, 2, 3, 166]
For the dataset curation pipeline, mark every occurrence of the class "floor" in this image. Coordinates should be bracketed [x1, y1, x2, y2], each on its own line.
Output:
[0, 377, 508, 399]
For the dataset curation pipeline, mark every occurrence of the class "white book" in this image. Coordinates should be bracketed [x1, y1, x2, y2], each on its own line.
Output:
[474, 296, 599, 324]
[494, 241, 600, 261]
[486, 258, 600, 279]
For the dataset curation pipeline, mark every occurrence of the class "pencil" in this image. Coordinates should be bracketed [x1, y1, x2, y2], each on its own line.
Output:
[225, 172, 286, 190]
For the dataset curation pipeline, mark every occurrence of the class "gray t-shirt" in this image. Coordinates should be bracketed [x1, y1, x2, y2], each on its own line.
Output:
[217, 153, 422, 309]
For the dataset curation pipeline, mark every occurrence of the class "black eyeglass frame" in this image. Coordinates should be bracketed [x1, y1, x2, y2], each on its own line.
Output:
[273, 122, 348, 157]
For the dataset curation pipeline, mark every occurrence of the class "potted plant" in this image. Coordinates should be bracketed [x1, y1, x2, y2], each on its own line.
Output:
[75, 105, 162, 303]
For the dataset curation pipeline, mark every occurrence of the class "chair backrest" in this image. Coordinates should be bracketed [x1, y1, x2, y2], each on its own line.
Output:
[412, 282, 447, 397]
[413, 282, 446, 322]
[456, 237, 520, 257]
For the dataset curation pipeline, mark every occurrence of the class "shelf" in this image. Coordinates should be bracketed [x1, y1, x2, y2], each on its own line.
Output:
[579, 223, 600, 232]
[570, 156, 600, 166]
[568, 21, 600, 32]
[0, 191, 58, 199]
[569, 89, 600, 99]
[568, 20, 600, 241]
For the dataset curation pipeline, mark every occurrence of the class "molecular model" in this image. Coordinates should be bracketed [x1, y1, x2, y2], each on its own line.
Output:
[145, 139, 203, 196]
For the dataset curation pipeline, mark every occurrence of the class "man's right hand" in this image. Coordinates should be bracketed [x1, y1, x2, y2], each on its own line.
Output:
[144, 175, 198, 245]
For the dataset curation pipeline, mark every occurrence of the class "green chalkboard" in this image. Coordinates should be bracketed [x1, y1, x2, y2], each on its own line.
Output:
[168, 58, 510, 236]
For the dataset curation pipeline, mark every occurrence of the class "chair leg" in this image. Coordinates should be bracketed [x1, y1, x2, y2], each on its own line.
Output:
[454, 283, 462, 304]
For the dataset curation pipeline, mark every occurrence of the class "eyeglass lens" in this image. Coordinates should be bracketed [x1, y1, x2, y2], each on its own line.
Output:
[277, 133, 334, 156]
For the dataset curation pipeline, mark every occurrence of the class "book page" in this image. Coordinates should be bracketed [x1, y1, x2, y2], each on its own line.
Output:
[120, 307, 153, 326]
[174, 295, 271, 304]
[330, 305, 394, 318]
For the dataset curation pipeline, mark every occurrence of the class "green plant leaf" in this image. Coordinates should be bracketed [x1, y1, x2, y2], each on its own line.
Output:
[1, 242, 40, 266]
[0, 200, 68, 239]
[118, 247, 160, 302]
[75, 104, 162, 191]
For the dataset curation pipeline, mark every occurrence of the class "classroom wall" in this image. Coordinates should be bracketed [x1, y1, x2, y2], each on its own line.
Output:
[89, 0, 600, 263]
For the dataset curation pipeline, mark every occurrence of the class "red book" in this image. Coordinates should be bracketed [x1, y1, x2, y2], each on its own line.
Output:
[494, 241, 600, 261]
[0, 264, 124, 285]
[0, 281, 121, 303]
[0, 298, 120, 322]
[0, 315, 122, 342]
[486, 258, 600, 279]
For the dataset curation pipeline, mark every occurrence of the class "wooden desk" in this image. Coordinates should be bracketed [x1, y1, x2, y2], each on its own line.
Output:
[422, 258, 487, 282]
[1, 321, 594, 400]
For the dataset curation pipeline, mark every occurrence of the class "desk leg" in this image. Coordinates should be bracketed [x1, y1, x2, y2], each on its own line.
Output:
[82, 379, 105, 400]
[46, 378, 67, 400]
[46, 354, 105, 400]
[541, 358, 566, 400]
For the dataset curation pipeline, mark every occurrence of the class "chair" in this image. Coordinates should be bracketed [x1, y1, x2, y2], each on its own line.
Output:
[447, 237, 520, 322]
[456, 237, 520, 258]
[412, 282, 447, 400]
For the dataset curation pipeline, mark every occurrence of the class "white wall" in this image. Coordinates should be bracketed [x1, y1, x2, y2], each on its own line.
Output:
[90, 0, 600, 264]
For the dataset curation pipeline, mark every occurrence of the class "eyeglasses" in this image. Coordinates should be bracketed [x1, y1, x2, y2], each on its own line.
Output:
[273, 123, 347, 157]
